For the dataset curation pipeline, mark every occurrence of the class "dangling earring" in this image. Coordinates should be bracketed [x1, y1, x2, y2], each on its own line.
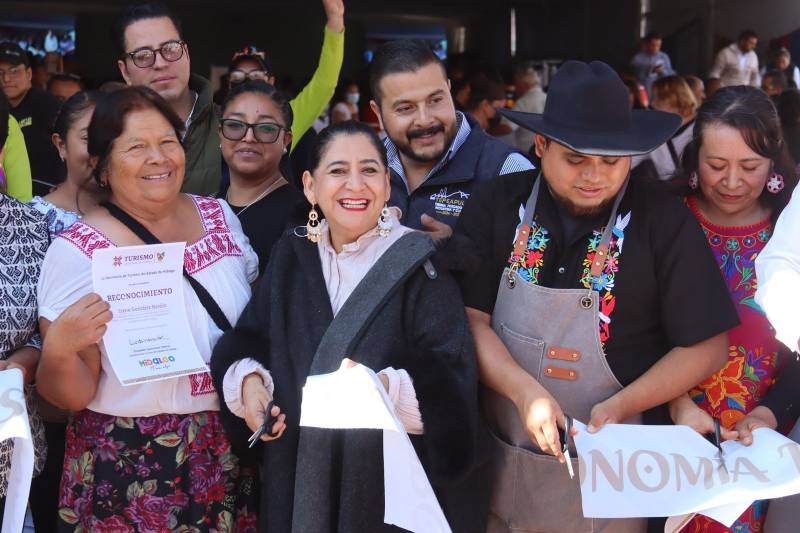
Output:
[283, 146, 288, 155]
[377, 204, 393, 237]
[767, 172, 785, 194]
[689, 171, 699, 190]
[306, 204, 322, 243]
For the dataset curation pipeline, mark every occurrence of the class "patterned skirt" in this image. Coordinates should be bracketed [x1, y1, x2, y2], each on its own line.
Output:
[58, 409, 258, 533]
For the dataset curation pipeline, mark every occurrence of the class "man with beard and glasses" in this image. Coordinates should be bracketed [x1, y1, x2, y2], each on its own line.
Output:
[451, 61, 739, 532]
[368, 40, 532, 243]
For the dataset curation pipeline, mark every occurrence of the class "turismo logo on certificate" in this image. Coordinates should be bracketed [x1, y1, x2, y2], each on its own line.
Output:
[92, 242, 208, 386]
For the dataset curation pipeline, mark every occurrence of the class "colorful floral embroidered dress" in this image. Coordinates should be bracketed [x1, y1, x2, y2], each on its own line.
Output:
[684, 197, 781, 533]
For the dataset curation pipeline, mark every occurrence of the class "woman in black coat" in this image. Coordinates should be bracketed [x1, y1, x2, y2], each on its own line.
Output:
[210, 121, 483, 532]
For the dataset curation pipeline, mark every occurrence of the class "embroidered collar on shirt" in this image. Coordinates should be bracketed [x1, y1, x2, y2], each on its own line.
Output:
[385, 112, 470, 188]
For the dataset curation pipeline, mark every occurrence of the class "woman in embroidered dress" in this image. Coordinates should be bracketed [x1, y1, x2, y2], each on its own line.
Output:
[36, 86, 259, 532]
[668, 85, 799, 533]
[210, 121, 483, 532]
[29, 91, 105, 240]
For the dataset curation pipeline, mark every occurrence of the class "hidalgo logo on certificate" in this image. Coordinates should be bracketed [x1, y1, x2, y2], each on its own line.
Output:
[92, 242, 208, 386]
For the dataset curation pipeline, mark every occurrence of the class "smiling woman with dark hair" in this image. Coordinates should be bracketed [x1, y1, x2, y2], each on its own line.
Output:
[211, 120, 482, 532]
[35, 85, 259, 531]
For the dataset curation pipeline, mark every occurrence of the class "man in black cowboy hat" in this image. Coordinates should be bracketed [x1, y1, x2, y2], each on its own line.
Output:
[452, 61, 739, 532]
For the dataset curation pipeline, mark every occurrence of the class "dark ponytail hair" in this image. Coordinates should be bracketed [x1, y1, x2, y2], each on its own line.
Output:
[307, 120, 387, 173]
[679, 85, 798, 224]
[53, 90, 102, 141]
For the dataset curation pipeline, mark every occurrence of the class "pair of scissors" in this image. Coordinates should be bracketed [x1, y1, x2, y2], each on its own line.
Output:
[562, 415, 575, 479]
[710, 417, 728, 473]
[248, 400, 280, 448]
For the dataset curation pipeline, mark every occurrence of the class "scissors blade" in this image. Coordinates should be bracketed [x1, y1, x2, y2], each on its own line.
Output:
[564, 448, 575, 479]
[713, 418, 728, 473]
[562, 415, 575, 479]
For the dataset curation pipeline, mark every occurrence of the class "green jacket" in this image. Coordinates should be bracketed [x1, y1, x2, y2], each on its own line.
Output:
[289, 26, 344, 150]
[182, 74, 221, 196]
[3, 115, 32, 202]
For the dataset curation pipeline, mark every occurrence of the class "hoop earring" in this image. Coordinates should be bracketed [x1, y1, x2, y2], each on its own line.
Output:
[306, 204, 322, 243]
[767, 172, 785, 194]
[689, 171, 699, 190]
[377, 204, 393, 237]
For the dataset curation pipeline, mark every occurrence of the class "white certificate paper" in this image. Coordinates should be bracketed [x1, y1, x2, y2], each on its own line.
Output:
[92, 242, 208, 386]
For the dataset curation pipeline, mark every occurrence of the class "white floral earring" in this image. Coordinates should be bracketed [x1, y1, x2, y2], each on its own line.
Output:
[377, 204, 392, 237]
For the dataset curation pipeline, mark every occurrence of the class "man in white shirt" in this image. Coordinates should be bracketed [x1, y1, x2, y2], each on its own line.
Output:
[708, 30, 760, 95]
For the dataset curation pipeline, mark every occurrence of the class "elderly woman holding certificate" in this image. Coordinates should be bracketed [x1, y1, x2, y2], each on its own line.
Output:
[36, 86, 259, 531]
[210, 121, 483, 533]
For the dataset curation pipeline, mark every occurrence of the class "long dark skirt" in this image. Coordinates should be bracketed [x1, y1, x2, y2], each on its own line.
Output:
[57, 409, 258, 532]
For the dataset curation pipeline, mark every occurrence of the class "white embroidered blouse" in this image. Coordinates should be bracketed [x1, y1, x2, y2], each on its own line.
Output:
[37, 195, 258, 417]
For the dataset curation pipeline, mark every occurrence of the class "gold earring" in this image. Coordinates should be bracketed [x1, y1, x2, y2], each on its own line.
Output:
[306, 204, 321, 243]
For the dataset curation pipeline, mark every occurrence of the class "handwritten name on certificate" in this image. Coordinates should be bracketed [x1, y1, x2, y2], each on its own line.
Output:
[92, 242, 208, 386]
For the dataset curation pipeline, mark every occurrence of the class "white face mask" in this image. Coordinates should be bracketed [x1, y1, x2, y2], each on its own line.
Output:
[346, 92, 360, 105]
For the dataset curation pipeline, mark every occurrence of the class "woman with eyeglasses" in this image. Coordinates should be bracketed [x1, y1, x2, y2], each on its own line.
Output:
[220, 80, 306, 276]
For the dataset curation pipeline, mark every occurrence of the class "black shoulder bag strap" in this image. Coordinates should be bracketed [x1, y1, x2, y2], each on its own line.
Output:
[308, 231, 437, 375]
[101, 201, 233, 332]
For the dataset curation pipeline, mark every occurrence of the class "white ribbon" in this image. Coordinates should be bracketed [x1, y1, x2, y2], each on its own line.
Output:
[571, 420, 800, 530]
[299, 363, 450, 533]
[0, 369, 33, 533]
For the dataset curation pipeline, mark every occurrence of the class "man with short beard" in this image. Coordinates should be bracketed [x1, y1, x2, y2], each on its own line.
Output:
[369, 40, 532, 242]
[452, 61, 739, 532]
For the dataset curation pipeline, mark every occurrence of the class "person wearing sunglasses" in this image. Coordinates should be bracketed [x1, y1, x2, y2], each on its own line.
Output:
[219, 80, 306, 276]
[225, 0, 345, 153]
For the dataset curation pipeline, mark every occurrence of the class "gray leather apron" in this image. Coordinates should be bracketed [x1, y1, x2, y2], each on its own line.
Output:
[485, 176, 646, 533]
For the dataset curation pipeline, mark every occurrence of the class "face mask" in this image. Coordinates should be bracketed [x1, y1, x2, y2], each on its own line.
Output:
[346, 93, 360, 105]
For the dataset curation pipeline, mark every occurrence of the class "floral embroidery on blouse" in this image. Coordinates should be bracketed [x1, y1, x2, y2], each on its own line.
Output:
[59, 196, 243, 276]
[507, 211, 630, 346]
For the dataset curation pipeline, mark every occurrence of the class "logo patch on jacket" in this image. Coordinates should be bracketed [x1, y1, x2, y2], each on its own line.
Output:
[429, 187, 470, 217]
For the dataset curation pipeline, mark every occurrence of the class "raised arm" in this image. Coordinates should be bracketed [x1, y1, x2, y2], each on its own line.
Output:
[288, 0, 345, 148]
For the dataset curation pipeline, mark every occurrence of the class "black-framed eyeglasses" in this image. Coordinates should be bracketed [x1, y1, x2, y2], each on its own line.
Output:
[125, 40, 186, 68]
[229, 69, 269, 84]
[220, 119, 286, 143]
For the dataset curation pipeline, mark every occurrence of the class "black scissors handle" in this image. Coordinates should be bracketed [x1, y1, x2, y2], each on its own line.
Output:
[713, 417, 723, 451]
[247, 400, 280, 448]
[562, 415, 572, 453]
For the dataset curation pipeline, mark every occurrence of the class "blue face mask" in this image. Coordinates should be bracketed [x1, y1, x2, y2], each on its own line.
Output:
[346, 93, 360, 105]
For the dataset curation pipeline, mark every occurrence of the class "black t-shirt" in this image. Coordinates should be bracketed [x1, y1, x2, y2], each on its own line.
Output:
[225, 182, 306, 276]
[10, 88, 64, 194]
[452, 170, 739, 387]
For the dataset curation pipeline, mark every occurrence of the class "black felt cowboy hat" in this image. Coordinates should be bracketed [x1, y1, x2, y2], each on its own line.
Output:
[500, 60, 681, 156]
